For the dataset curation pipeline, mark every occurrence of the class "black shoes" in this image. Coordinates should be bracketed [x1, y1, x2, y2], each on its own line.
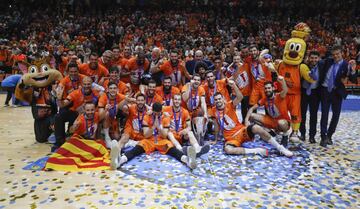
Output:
[327, 136, 333, 145]
[309, 138, 316, 144]
[320, 136, 328, 147]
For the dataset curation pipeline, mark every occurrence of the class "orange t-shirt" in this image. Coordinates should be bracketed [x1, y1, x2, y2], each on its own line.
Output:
[159, 60, 186, 88]
[258, 94, 290, 120]
[66, 89, 100, 112]
[79, 63, 109, 83]
[210, 101, 244, 141]
[98, 93, 126, 108]
[126, 104, 147, 133]
[246, 59, 272, 89]
[278, 63, 301, 95]
[162, 106, 190, 133]
[59, 74, 86, 99]
[142, 114, 171, 141]
[34, 87, 52, 106]
[126, 57, 150, 75]
[181, 84, 206, 111]
[233, 64, 252, 96]
[73, 112, 100, 139]
[155, 86, 180, 106]
[144, 93, 163, 107]
[102, 79, 129, 95]
[202, 79, 230, 107]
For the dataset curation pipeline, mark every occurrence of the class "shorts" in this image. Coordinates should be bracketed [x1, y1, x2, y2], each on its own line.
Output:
[124, 124, 144, 141]
[262, 115, 290, 130]
[138, 138, 174, 154]
[225, 125, 254, 147]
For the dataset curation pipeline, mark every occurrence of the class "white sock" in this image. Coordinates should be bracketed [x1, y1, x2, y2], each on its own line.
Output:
[244, 148, 266, 155]
[268, 137, 282, 150]
[194, 144, 201, 153]
[104, 128, 111, 140]
[180, 155, 187, 163]
[119, 155, 128, 165]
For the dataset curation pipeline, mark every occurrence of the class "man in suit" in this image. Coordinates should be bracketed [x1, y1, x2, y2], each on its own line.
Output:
[300, 51, 321, 143]
[318, 45, 358, 147]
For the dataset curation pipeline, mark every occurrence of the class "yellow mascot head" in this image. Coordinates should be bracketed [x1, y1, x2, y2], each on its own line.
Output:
[283, 22, 311, 65]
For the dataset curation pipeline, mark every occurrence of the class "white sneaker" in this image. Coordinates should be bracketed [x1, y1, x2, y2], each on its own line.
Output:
[186, 146, 197, 169]
[110, 140, 120, 170]
[125, 139, 139, 148]
[290, 131, 300, 143]
[258, 148, 269, 157]
[279, 145, 294, 158]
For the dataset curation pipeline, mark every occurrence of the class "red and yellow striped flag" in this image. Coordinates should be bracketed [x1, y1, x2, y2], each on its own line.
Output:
[45, 135, 110, 171]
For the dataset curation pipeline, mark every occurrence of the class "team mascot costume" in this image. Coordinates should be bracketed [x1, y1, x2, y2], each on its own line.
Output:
[15, 57, 63, 142]
[276, 22, 316, 142]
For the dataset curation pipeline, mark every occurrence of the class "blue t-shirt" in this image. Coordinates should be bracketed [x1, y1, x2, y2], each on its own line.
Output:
[1, 74, 22, 87]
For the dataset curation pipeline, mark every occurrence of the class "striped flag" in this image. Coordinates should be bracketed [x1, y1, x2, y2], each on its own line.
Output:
[45, 135, 110, 171]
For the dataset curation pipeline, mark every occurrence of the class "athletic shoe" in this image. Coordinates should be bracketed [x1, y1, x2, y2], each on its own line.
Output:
[290, 131, 300, 142]
[196, 144, 210, 157]
[258, 148, 269, 157]
[110, 140, 120, 170]
[278, 145, 294, 157]
[3, 103, 9, 107]
[186, 146, 197, 169]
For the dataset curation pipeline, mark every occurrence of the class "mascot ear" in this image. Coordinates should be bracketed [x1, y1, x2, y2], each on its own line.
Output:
[18, 61, 31, 74]
[44, 56, 56, 69]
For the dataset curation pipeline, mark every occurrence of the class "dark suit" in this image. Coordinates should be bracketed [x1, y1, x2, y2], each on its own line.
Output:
[318, 58, 357, 138]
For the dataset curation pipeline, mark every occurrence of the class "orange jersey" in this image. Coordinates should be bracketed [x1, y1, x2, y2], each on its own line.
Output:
[233, 64, 252, 96]
[278, 63, 301, 95]
[34, 87, 52, 107]
[73, 112, 100, 139]
[59, 74, 86, 99]
[210, 101, 245, 141]
[202, 79, 230, 108]
[98, 93, 126, 108]
[258, 94, 290, 120]
[155, 86, 180, 106]
[159, 60, 186, 87]
[142, 114, 171, 141]
[246, 60, 272, 89]
[144, 93, 163, 107]
[79, 63, 109, 83]
[125, 104, 147, 133]
[66, 89, 100, 112]
[181, 84, 206, 111]
[102, 79, 129, 95]
[126, 57, 150, 75]
[162, 106, 191, 133]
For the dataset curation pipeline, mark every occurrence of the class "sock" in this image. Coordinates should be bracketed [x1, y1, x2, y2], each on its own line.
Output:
[194, 144, 201, 153]
[180, 155, 187, 163]
[244, 148, 266, 155]
[119, 155, 128, 165]
[268, 137, 283, 150]
[104, 128, 112, 148]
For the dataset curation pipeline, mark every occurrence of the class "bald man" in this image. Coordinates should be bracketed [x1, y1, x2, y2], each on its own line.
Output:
[54, 76, 101, 149]
[185, 50, 214, 78]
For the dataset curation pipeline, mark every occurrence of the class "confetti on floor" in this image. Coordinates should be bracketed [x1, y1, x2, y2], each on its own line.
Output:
[0, 95, 359, 208]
